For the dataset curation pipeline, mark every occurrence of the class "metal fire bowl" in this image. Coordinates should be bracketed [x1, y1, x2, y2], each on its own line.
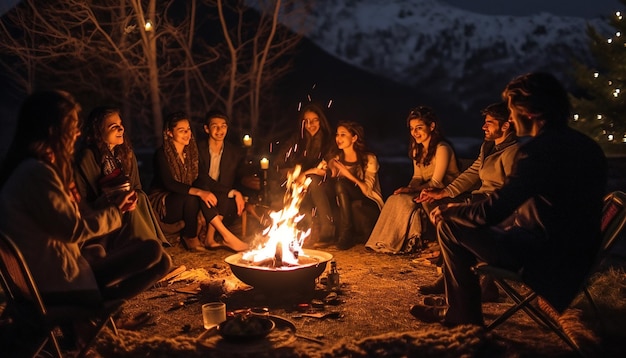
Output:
[225, 249, 333, 292]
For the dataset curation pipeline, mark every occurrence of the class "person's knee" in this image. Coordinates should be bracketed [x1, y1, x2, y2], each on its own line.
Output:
[182, 195, 200, 211]
[158, 252, 173, 274]
[138, 240, 165, 264]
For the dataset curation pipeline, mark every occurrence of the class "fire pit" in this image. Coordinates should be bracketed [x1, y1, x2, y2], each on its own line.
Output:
[225, 249, 333, 293]
[227, 165, 333, 293]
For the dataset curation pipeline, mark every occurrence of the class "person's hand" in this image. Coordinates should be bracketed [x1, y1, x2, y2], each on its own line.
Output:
[327, 158, 340, 177]
[331, 159, 351, 178]
[417, 188, 446, 203]
[429, 205, 445, 225]
[414, 189, 430, 203]
[429, 202, 463, 224]
[118, 190, 138, 213]
[233, 190, 245, 216]
[198, 189, 218, 207]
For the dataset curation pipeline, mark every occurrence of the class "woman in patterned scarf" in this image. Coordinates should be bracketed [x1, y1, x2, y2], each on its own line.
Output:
[148, 112, 248, 252]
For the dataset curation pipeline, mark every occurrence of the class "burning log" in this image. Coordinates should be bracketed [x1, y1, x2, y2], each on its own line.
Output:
[275, 242, 283, 267]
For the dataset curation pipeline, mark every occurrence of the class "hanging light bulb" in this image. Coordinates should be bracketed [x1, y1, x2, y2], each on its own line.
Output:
[593, 72, 599, 78]
[145, 20, 153, 32]
[617, 32, 622, 37]
[573, 114, 579, 121]
[607, 38, 613, 43]
[597, 114, 603, 120]
[608, 134, 614, 141]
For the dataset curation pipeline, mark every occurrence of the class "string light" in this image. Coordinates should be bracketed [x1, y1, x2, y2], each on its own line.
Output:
[576, 10, 625, 148]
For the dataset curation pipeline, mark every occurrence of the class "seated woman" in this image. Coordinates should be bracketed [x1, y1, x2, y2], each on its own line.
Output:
[0, 90, 171, 308]
[75, 106, 170, 249]
[276, 103, 336, 246]
[148, 111, 248, 252]
[365, 106, 459, 254]
[325, 121, 384, 250]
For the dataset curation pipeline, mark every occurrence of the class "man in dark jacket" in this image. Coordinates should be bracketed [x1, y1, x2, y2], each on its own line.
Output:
[197, 111, 248, 245]
[410, 72, 608, 327]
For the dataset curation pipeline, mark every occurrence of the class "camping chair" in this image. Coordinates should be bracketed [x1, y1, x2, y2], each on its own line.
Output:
[0, 231, 124, 358]
[473, 191, 626, 356]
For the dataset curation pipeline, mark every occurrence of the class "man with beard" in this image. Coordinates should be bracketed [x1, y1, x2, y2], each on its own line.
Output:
[415, 101, 519, 300]
[410, 72, 607, 328]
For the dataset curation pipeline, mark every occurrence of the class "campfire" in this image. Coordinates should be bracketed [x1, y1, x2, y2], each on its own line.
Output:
[242, 165, 316, 267]
[224, 166, 333, 291]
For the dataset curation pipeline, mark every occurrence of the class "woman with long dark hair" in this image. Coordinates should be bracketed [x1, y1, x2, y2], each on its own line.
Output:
[365, 106, 459, 254]
[326, 121, 384, 250]
[75, 106, 170, 248]
[0, 90, 171, 308]
[148, 112, 248, 252]
[276, 102, 336, 246]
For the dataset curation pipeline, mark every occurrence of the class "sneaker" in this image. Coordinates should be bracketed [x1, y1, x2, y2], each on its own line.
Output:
[417, 275, 444, 295]
[409, 304, 447, 323]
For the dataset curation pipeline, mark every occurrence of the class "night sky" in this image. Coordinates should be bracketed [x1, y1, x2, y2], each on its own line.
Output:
[1, 1, 623, 18]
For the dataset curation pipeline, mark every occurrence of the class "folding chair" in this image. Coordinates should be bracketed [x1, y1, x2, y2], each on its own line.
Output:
[0, 230, 124, 358]
[473, 191, 626, 356]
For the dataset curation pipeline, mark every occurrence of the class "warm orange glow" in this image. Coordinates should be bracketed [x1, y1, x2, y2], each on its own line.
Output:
[242, 165, 312, 265]
[243, 134, 252, 147]
[260, 157, 269, 170]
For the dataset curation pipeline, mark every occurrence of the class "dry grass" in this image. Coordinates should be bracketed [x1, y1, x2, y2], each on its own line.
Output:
[87, 244, 626, 357]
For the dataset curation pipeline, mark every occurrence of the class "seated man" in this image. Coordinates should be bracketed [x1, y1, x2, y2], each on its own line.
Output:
[197, 111, 249, 246]
[410, 72, 607, 327]
[415, 101, 519, 299]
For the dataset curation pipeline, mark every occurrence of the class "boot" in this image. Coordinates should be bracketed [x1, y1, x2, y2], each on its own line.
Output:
[311, 218, 336, 249]
[335, 189, 354, 250]
[480, 275, 500, 302]
[320, 221, 335, 242]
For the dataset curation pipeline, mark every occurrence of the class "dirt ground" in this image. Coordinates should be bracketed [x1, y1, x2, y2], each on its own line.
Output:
[95, 234, 626, 357]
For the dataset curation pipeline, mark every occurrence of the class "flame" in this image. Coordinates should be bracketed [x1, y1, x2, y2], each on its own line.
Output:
[242, 165, 313, 266]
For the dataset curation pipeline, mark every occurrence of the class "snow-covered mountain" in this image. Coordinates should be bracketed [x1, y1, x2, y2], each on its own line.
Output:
[253, 0, 612, 110]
